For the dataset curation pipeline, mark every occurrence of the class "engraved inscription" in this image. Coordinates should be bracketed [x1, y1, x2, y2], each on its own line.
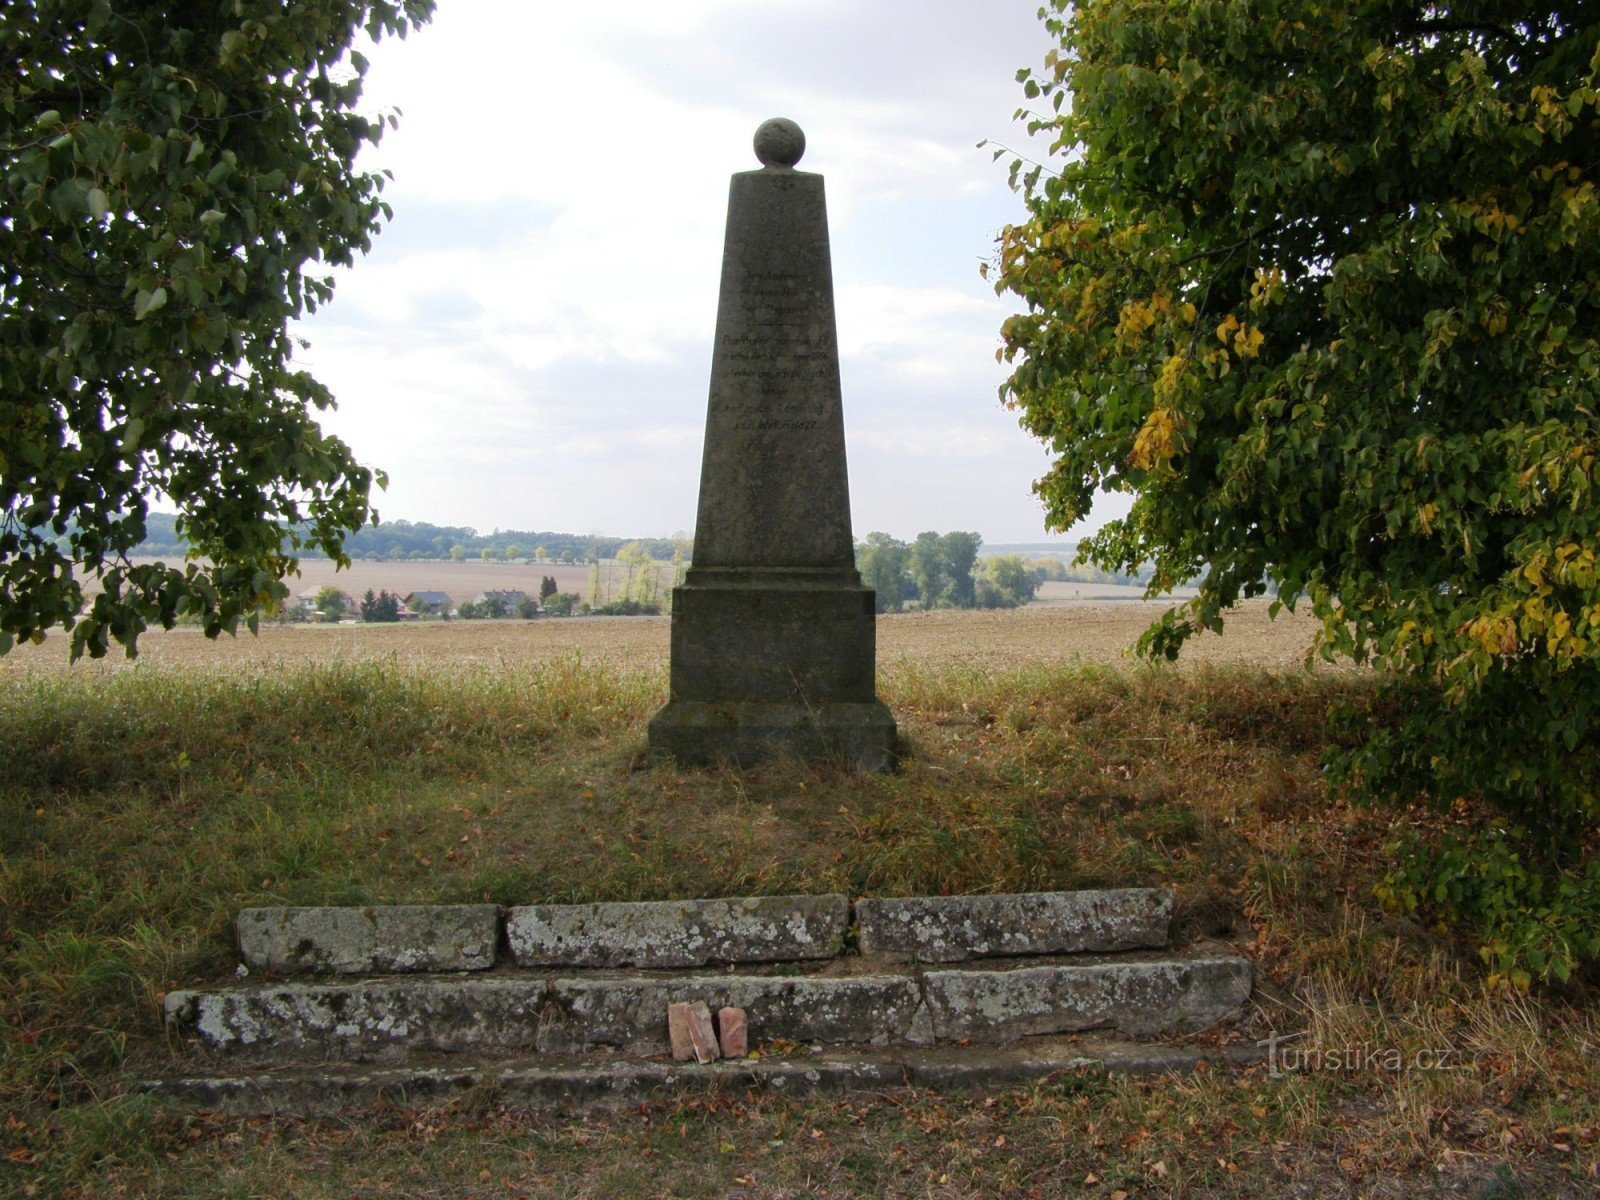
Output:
[714, 265, 836, 437]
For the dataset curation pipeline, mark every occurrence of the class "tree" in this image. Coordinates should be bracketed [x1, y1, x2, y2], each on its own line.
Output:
[976, 555, 1040, 609]
[539, 575, 558, 602]
[543, 591, 579, 617]
[358, 588, 400, 622]
[856, 532, 911, 614]
[1, 1, 434, 660]
[939, 532, 982, 609]
[995, 3, 1600, 984]
[616, 541, 658, 606]
[909, 532, 950, 609]
[313, 585, 347, 623]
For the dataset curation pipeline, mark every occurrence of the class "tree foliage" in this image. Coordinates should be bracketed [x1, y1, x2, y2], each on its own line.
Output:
[995, 2, 1600, 982]
[855, 531, 991, 613]
[358, 587, 400, 622]
[976, 554, 1041, 609]
[1, 0, 433, 659]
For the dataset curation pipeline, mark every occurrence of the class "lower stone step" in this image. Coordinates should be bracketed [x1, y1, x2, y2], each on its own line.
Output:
[146, 1037, 1270, 1117]
[166, 950, 1251, 1064]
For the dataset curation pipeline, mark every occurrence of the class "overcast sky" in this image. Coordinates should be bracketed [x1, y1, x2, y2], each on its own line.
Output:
[300, 0, 1126, 546]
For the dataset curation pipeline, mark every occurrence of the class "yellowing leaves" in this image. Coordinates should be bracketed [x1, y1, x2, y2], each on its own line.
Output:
[1131, 406, 1181, 471]
[1461, 614, 1520, 657]
[1214, 313, 1265, 357]
[1131, 352, 1193, 470]
[1114, 291, 1191, 347]
[1249, 267, 1285, 309]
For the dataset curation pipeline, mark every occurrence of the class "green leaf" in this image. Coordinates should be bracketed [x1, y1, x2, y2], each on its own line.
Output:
[133, 286, 168, 319]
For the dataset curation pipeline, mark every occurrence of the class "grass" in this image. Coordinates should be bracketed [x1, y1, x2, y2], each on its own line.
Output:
[2, 643, 1598, 1197]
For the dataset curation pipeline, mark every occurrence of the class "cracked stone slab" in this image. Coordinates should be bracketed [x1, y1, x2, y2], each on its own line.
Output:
[166, 972, 929, 1063]
[506, 894, 849, 968]
[166, 978, 554, 1062]
[547, 973, 930, 1053]
[236, 906, 500, 975]
[144, 1039, 1272, 1117]
[854, 889, 1172, 963]
[923, 954, 1252, 1042]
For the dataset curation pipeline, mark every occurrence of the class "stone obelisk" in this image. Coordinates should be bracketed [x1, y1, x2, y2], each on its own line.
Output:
[648, 119, 897, 771]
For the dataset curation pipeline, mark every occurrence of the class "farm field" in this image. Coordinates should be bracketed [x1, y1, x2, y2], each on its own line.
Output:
[0, 599, 1324, 676]
[1033, 578, 1198, 603]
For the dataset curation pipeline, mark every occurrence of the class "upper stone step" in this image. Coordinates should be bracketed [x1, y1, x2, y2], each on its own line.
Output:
[238, 905, 499, 975]
[234, 889, 1173, 977]
[856, 889, 1170, 963]
[506, 894, 849, 969]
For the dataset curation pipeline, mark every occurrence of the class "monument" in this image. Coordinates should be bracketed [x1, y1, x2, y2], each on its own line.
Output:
[648, 119, 897, 770]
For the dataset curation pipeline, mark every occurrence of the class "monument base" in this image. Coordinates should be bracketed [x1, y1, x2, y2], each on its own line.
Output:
[648, 699, 898, 772]
[649, 575, 898, 771]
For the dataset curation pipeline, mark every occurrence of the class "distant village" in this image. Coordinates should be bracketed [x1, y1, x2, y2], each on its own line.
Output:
[291, 580, 594, 624]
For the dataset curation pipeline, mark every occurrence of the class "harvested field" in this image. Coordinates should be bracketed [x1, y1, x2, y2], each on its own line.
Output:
[1033, 579, 1198, 603]
[0, 599, 1327, 676]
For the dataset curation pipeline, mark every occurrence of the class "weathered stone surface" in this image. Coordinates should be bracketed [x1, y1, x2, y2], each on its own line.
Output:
[549, 973, 930, 1053]
[855, 890, 1172, 963]
[506, 894, 849, 969]
[166, 978, 553, 1062]
[648, 697, 897, 771]
[145, 1039, 1272, 1116]
[718, 1007, 748, 1059]
[753, 116, 805, 168]
[648, 120, 895, 770]
[236, 905, 499, 975]
[166, 972, 933, 1062]
[923, 954, 1253, 1043]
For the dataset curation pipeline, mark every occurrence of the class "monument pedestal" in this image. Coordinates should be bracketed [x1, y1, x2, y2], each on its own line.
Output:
[649, 569, 897, 770]
[648, 118, 897, 771]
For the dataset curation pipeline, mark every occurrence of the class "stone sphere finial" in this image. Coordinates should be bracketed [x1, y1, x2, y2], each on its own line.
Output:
[754, 118, 805, 168]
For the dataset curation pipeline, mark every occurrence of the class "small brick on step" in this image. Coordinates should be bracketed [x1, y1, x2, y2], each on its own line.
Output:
[717, 1006, 748, 1058]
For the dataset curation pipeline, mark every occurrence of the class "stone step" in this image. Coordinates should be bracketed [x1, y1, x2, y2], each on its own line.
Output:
[235, 889, 1172, 976]
[856, 889, 1170, 963]
[146, 1037, 1271, 1117]
[237, 905, 500, 975]
[165, 949, 1250, 1065]
[506, 894, 850, 969]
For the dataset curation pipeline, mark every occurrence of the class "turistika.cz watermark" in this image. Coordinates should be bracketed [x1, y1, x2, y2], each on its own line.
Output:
[1260, 1031, 1470, 1076]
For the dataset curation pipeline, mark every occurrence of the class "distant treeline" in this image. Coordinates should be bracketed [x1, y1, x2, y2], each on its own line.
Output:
[125, 514, 1154, 588]
[127, 514, 686, 563]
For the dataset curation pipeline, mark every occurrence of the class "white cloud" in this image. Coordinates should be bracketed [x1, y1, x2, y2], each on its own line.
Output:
[299, 2, 1110, 544]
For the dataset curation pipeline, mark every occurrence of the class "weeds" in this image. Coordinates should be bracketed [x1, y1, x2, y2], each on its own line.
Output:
[2, 646, 1597, 1197]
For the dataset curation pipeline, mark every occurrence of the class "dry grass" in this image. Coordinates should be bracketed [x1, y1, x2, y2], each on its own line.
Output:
[2, 606, 1595, 1199]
